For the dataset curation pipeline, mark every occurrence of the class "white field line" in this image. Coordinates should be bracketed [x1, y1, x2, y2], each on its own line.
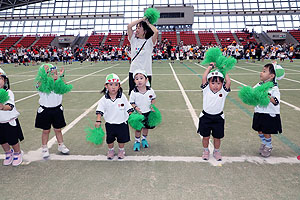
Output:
[195, 63, 300, 112]
[235, 65, 300, 84]
[169, 63, 214, 152]
[247, 62, 300, 73]
[13, 88, 300, 93]
[11, 65, 90, 85]
[18, 77, 128, 164]
[15, 64, 119, 103]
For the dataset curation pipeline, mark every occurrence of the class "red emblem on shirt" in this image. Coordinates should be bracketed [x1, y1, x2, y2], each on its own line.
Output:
[219, 94, 222, 97]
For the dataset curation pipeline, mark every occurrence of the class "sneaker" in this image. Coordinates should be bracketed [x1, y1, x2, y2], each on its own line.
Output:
[12, 151, 23, 167]
[213, 151, 222, 161]
[202, 150, 210, 160]
[42, 148, 50, 158]
[107, 149, 115, 160]
[118, 149, 125, 159]
[259, 144, 266, 155]
[142, 139, 149, 148]
[261, 146, 272, 158]
[133, 142, 140, 151]
[58, 144, 70, 155]
[3, 149, 14, 166]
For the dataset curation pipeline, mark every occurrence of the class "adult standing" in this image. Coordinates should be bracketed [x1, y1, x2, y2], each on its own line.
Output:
[127, 9, 159, 95]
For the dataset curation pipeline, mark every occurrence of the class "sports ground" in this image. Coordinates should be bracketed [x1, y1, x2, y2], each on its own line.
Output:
[0, 59, 299, 199]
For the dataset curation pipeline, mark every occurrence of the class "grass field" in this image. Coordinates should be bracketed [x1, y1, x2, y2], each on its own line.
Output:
[0, 59, 299, 200]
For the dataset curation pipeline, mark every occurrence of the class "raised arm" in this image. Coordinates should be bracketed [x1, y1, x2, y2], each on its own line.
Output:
[127, 18, 146, 41]
[224, 73, 231, 90]
[145, 19, 159, 44]
[202, 63, 214, 85]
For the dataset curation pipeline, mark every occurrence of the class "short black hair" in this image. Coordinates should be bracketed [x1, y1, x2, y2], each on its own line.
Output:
[0, 75, 9, 90]
[137, 21, 154, 39]
[264, 63, 276, 81]
[208, 76, 224, 83]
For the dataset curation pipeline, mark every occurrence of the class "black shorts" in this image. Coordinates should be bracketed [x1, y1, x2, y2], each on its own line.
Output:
[105, 122, 130, 144]
[171, 56, 175, 60]
[179, 56, 183, 60]
[252, 112, 282, 134]
[35, 105, 66, 130]
[142, 112, 155, 129]
[197, 111, 224, 139]
[0, 119, 24, 145]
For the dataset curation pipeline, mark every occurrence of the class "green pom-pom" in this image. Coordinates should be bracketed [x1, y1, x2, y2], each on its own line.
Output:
[128, 112, 145, 131]
[53, 78, 73, 94]
[85, 126, 105, 145]
[201, 48, 222, 65]
[0, 88, 9, 104]
[238, 82, 274, 107]
[144, 8, 160, 24]
[202, 48, 236, 76]
[223, 56, 237, 75]
[35, 66, 54, 94]
[148, 104, 162, 127]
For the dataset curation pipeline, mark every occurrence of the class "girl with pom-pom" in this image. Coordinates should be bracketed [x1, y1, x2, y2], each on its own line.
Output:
[251, 63, 283, 157]
[95, 74, 134, 160]
[0, 68, 24, 166]
[129, 70, 157, 151]
[35, 64, 72, 159]
[127, 8, 159, 95]
[198, 63, 231, 161]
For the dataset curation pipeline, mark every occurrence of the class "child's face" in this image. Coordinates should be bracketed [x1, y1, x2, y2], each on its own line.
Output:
[134, 73, 147, 88]
[0, 76, 5, 88]
[260, 67, 274, 82]
[209, 78, 223, 93]
[105, 82, 120, 96]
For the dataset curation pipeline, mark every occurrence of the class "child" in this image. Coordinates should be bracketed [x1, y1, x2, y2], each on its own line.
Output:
[198, 63, 231, 161]
[252, 63, 282, 157]
[35, 64, 70, 158]
[95, 73, 134, 159]
[0, 68, 24, 166]
[129, 70, 156, 151]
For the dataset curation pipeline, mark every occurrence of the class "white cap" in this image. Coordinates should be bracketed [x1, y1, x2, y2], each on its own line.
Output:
[105, 73, 120, 84]
[0, 68, 7, 77]
[274, 63, 285, 81]
[207, 69, 224, 81]
[133, 69, 147, 78]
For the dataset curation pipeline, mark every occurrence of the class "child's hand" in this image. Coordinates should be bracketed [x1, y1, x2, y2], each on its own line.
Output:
[59, 67, 65, 76]
[95, 121, 101, 128]
[0, 103, 4, 110]
[44, 65, 49, 73]
[209, 62, 215, 69]
[135, 106, 142, 114]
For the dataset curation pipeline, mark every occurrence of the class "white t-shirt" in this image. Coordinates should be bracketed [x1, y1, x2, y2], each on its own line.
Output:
[130, 34, 155, 75]
[0, 90, 20, 123]
[254, 82, 280, 115]
[201, 82, 230, 115]
[38, 91, 63, 108]
[96, 92, 133, 124]
[129, 87, 156, 113]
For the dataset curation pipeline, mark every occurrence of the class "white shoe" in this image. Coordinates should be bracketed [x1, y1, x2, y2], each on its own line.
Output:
[42, 148, 50, 158]
[58, 144, 69, 154]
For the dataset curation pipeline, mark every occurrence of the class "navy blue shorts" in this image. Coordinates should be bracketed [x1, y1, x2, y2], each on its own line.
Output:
[252, 112, 282, 134]
[197, 111, 224, 139]
[35, 105, 66, 130]
[0, 119, 24, 145]
[105, 122, 130, 144]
